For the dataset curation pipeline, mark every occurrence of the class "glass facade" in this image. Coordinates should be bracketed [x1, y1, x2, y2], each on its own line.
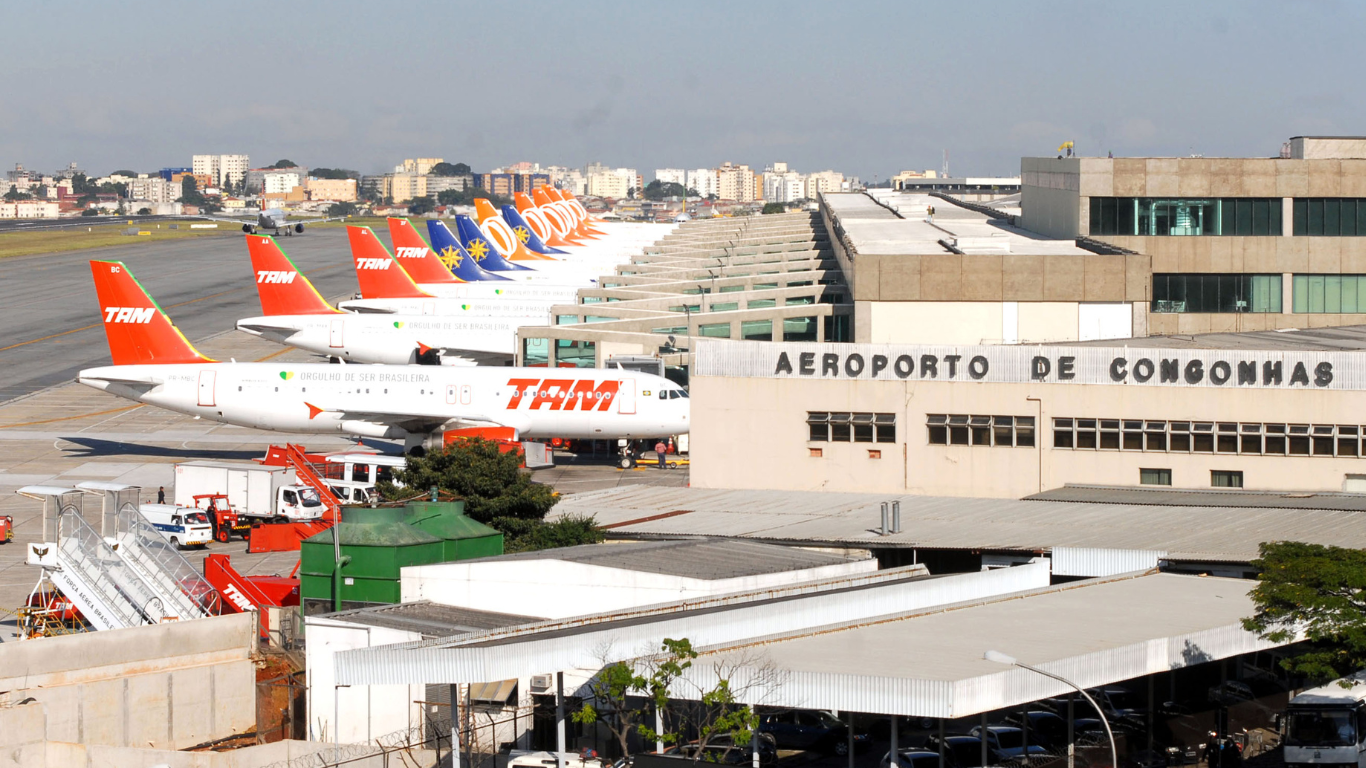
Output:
[1292, 274, 1366, 313]
[782, 316, 818, 342]
[1090, 197, 1281, 236]
[740, 320, 772, 341]
[698, 322, 731, 338]
[1293, 199, 1366, 236]
[522, 338, 548, 366]
[555, 339, 595, 368]
[1151, 274, 1282, 313]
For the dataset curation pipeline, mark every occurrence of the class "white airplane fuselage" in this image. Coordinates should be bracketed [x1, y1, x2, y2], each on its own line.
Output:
[236, 312, 532, 365]
[78, 362, 689, 443]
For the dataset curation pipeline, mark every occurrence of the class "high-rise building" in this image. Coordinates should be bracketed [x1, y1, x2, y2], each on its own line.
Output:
[586, 168, 641, 199]
[686, 169, 720, 199]
[804, 170, 846, 199]
[654, 169, 687, 187]
[716, 163, 756, 202]
[401, 158, 444, 175]
[192, 155, 249, 187]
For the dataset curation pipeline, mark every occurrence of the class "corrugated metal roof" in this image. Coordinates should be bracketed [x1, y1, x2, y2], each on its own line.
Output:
[552, 486, 1366, 562]
[458, 538, 866, 580]
[1029, 484, 1366, 511]
[319, 601, 539, 638]
[1062, 325, 1366, 352]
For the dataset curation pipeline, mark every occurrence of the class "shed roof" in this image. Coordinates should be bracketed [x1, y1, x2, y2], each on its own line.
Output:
[1029, 484, 1366, 512]
[459, 538, 867, 580]
[319, 600, 539, 638]
[551, 486, 1366, 563]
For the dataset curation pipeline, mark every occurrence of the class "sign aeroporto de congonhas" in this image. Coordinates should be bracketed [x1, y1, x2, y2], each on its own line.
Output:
[694, 339, 1366, 390]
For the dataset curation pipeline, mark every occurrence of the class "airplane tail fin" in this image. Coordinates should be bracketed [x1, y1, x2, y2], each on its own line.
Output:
[474, 199, 554, 261]
[386, 217, 462, 284]
[502, 204, 567, 254]
[425, 220, 512, 282]
[89, 260, 214, 365]
[532, 188, 585, 244]
[346, 225, 433, 298]
[517, 192, 574, 247]
[454, 215, 533, 272]
[245, 234, 339, 315]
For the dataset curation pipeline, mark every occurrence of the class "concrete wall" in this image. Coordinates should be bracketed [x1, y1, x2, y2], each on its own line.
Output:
[401, 557, 876, 619]
[1290, 137, 1366, 160]
[0, 613, 256, 750]
[850, 251, 1150, 304]
[1019, 157, 1082, 238]
[689, 373, 1366, 497]
[863, 301, 1133, 345]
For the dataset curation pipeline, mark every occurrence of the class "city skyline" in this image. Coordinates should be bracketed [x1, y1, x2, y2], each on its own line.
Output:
[4, 1, 1363, 180]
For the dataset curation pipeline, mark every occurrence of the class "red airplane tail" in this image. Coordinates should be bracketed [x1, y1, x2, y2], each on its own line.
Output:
[245, 235, 339, 316]
[90, 260, 215, 365]
[347, 226, 433, 299]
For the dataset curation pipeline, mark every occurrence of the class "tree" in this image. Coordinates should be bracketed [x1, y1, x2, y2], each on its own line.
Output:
[4, 185, 31, 201]
[111, 170, 137, 177]
[575, 638, 696, 759]
[1244, 541, 1366, 681]
[80, 208, 100, 217]
[761, 203, 785, 215]
[430, 162, 471, 177]
[327, 201, 358, 217]
[270, 159, 297, 169]
[137, 207, 152, 215]
[407, 197, 435, 215]
[312, 168, 357, 180]
[643, 180, 688, 201]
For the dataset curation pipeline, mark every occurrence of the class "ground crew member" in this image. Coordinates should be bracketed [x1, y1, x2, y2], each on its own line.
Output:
[655, 439, 668, 469]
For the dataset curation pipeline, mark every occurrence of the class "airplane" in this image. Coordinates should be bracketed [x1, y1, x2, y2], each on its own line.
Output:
[335, 225, 577, 314]
[515, 192, 576, 248]
[78, 260, 689, 454]
[203, 208, 347, 236]
[236, 234, 528, 366]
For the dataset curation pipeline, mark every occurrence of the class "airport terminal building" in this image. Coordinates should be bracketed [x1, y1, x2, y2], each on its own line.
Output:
[688, 329, 1366, 497]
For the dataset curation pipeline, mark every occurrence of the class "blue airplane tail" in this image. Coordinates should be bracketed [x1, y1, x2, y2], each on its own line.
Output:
[455, 215, 532, 272]
[502, 205, 567, 255]
[425, 220, 511, 281]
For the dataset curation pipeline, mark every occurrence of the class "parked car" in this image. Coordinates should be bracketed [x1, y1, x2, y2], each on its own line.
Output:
[759, 710, 872, 755]
[1003, 711, 1069, 750]
[881, 749, 949, 768]
[923, 734, 1003, 768]
[970, 726, 1051, 761]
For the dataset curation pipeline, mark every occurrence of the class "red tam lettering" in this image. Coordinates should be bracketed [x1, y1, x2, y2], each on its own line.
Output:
[564, 379, 620, 411]
[505, 378, 540, 409]
[530, 379, 574, 410]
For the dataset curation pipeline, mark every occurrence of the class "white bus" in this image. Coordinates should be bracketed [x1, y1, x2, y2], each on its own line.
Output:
[323, 453, 405, 486]
[1283, 672, 1366, 768]
[138, 504, 214, 549]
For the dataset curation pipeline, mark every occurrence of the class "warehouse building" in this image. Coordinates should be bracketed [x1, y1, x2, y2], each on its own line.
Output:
[684, 326, 1366, 497]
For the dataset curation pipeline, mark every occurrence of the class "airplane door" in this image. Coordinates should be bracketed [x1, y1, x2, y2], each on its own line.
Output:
[197, 370, 216, 407]
[461, 384, 472, 405]
[329, 318, 344, 348]
[422, 302, 436, 315]
[616, 378, 636, 415]
[446, 384, 457, 405]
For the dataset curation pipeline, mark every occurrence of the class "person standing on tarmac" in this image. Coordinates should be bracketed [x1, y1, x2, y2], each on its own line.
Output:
[655, 439, 668, 470]
[157, 486, 165, 504]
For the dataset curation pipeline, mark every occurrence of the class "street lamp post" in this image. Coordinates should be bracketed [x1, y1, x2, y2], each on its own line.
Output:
[983, 651, 1117, 768]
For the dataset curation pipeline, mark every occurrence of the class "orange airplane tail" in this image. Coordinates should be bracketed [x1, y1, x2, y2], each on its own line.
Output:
[347, 225, 433, 299]
[90, 260, 215, 365]
[245, 235, 340, 316]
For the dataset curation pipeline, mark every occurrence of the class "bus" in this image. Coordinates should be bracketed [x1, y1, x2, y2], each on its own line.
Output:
[1283, 672, 1366, 768]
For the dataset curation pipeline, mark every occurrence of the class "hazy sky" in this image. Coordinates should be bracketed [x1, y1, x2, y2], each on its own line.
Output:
[3, 1, 1362, 180]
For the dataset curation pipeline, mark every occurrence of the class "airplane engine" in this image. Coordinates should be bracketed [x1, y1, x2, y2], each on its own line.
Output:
[242, 224, 255, 234]
[294, 223, 304, 234]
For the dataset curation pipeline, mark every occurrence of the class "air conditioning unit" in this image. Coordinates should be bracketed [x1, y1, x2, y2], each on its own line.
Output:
[530, 675, 553, 693]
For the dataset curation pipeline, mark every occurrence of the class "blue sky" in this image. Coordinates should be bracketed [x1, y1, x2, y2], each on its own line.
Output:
[2, 1, 1361, 179]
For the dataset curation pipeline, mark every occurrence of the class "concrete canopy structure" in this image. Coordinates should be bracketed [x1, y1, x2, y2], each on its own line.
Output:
[333, 566, 1285, 722]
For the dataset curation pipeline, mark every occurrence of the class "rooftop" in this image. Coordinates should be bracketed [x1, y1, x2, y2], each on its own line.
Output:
[824, 192, 1090, 257]
[551, 485, 1366, 563]
[460, 538, 868, 581]
[1063, 325, 1366, 352]
[317, 601, 538, 638]
[1029, 484, 1366, 512]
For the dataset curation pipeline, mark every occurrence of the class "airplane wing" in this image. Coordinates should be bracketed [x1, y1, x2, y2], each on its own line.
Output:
[417, 343, 513, 367]
[305, 404, 531, 434]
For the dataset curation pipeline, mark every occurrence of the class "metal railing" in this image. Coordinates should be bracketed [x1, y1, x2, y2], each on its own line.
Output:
[56, 510, 162, 627]
[110, 500, 220, 618]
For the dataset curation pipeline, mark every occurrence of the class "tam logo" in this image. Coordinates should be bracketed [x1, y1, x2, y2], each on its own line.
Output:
[395, 247, 427, 260]
[256, 271, 297, 284]
[504, 378, 619, 411]
[222, 584, 253, 612]
[103, 307, 155, 324]
[356, 258, 391, 270]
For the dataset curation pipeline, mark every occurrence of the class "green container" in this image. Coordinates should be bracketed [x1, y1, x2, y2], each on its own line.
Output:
[300, 502, 503, 614]
[405, 501, 503, 561]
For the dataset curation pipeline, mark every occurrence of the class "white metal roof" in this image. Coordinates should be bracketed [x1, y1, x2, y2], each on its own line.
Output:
[555, 486, 1366, 563]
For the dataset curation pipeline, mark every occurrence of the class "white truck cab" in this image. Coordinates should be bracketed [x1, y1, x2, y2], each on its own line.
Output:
[138, 504, 213, 549]
[326, 480, 374, 505]
[1283, 672, 1366, 768]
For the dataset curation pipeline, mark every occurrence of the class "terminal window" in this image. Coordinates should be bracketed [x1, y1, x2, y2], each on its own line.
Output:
[1140, 468, 1172, 486]
[1090, 197, 1281, 236]
[1211, 470, 1244, 488]
[927, 414, 1035, 447]
[808, 412, 895, 443]
[1151, 274, 1282, 313]
[1293, 198, 1366, 236]
[1292, 274, 1366, 313]
[1053, 418, 1364, 458]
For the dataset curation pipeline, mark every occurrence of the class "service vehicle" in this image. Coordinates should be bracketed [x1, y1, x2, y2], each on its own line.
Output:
[326, 480, 375, 505]
[174, 461, 323, 522]
[137, 504, 213, 549]
[1282, 672, 1366, 768]
[191, 493, 252, 542]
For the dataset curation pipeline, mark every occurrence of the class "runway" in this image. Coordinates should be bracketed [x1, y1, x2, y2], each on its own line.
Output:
[0, 227, 372, 402]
